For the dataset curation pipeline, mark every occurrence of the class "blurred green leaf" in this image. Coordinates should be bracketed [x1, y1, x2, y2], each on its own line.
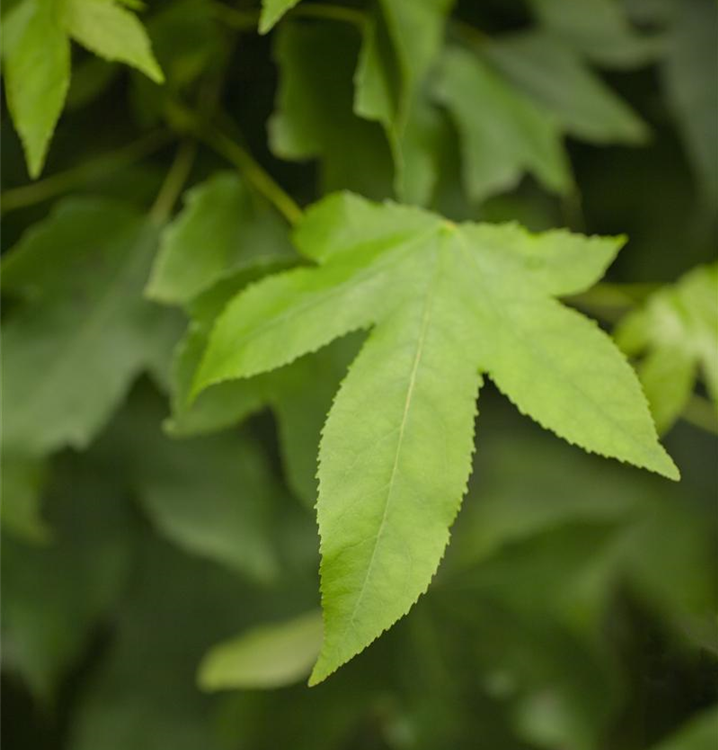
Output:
[616, 263, 718, 433]
[1, 199, 174, 457]
[651, 706, 718, 750]
[528, 0, 664, 68]
[355, 0, 452, 203]
[662, 0, 718, 207]
[259, 0, 301, 34]
[0, 452, 50, 544]
[484, 31, 649, 145]
[199, 610, 323, 690]
[147, 171, 294, 305]
[2, 455, 135, 700]
[434, 46, 571, 203]
[269, 21, 394, 198]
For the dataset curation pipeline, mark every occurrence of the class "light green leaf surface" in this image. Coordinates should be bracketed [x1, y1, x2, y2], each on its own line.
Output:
[1, 0, 71, 177]
[62, 0, 164, 83]
[259, 0, 301, 34]
[484, 31, 649, 145]
[662, 0, 718, 207]
[193, 192, 677, 683]
[1, 199, 171, 457]
[434, 46, 571, 203]
[199, 611, 323, 690]
[616, 263, 718, 433]
[528, 0, 663, 69]
[147, 172, 294, 305]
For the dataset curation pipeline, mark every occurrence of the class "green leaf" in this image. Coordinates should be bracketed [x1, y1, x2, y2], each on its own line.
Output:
[484, 31, 649, 145]
[528, 0, 664, 69]
[259, 0, 301, 34]
[434, 46, 571, 203]
[269, 21, 394, 199]
[198, 610, 323, 690]
[1, 199, 171, 457]
[193, 192, 677, 683]
[101, 390, 282, 583]
[354, 0, 452, 203]
[662, 0, 718, 207]
[147, 172, 294, 305]
[1, 0, 71, 178]
[616, 263, 718, 433]
[62, 0, 164, 83]
[0, 452, 50, 544]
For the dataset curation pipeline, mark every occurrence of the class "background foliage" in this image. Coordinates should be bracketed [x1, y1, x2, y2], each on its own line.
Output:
[1, 0, 717, 748]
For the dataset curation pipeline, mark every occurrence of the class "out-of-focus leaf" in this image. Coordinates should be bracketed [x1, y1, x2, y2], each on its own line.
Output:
[1, 455, 135, 700]
[62, 0, 164, 83]
[199, 610, 323, 690]
[100, 390, 282, 583]
[67, 536, 248, 750]
[616, 263, 718, 433]
[259, 0, 301, 33]
[0, 452, 50, 544]
[269, 21, 394, 199]
[484, 31, 649, 145]
[1, 0, 71, 177]
[528, 0, 664, 68]
[147, 171, 294, 305]
[662, 0, 718, 207]
[1, 199, 175, 458]
[354, 0, 452, 203]
[434, 46, 571, 203]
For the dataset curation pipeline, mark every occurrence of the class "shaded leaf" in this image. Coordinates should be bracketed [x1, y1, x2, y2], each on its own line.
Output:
[484, 31, 649, 145]
[259, 0, 301, 34]
[2, 199, 172, 457]
[434, 46, 571, 203]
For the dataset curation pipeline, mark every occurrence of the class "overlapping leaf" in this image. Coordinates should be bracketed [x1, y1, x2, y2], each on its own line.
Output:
[193, 191, 677, 683]
[269, 21, 394, 199]
[1, 0, 162, 176]
[616, 263, 718, 433]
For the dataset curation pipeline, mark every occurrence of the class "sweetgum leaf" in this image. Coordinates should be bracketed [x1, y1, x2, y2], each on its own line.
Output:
[1, 0, 71, 178]
[434, 46, 571, 203]
[484, 31, 649, 145]
[193, 192, 678, 683]
[146, 171, 294, 305]
[528, 0, 663, 69]
[616, 263, 718, 433]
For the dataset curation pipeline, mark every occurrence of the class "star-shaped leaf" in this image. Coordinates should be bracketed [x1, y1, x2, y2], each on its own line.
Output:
[192, 192, 678, 684]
